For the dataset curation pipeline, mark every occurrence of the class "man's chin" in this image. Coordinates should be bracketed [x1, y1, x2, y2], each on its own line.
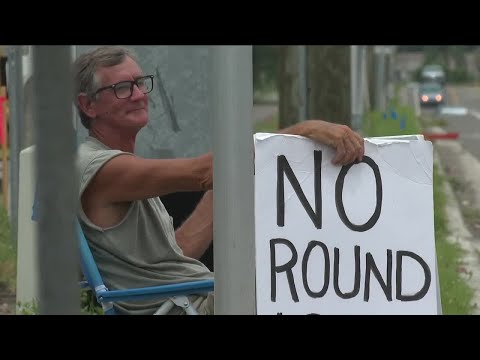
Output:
[127, 114, 148, 127]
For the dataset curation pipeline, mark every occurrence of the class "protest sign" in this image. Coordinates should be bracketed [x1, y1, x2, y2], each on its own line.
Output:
[254, 133, 439, 314]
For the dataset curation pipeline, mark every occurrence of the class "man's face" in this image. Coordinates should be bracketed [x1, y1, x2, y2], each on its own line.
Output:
[92, 56, 150, 130]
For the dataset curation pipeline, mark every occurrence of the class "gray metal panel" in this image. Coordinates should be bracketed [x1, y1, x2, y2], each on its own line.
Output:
[75, 46, 213, 159]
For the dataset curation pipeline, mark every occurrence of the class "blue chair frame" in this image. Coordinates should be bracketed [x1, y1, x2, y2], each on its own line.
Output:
[76, 219, 214, 315]
[32, 191, 214, 315]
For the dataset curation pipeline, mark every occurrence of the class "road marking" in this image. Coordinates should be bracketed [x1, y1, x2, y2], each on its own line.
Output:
[440, 107, 468, 115]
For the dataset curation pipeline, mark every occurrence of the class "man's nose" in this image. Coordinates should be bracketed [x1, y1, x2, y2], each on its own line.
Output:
[130, 84, 145, 100]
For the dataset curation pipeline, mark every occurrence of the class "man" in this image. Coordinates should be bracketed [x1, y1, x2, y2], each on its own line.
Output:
[74, 46, 364, 315]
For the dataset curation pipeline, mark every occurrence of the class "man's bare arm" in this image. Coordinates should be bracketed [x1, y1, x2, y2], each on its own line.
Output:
[277, 120, 364, 165]
[174, 190, 213, 259]
[84, 152, 213, 204]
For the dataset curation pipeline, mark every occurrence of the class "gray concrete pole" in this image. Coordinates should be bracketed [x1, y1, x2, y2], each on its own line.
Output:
[33, 46, 79, 314]
[358, 46, 367, 119]
[361, 45, 371, 114]
[375, 47, 386, 111]
[5, 46, 24, 246]
[298, 46, 308, 121]
[211, 46, 256, 315]
[350, 45, 362, 131]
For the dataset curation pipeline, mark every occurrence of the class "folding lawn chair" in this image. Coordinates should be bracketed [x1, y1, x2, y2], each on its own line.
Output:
[31, 190, 214, 315]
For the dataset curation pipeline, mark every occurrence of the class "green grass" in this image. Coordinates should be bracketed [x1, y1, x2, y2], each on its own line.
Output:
[0, 194, 15, 293]
[433, 170, 474, 314]
[363, 105, 422, 137]
[363, 101, 474, 314]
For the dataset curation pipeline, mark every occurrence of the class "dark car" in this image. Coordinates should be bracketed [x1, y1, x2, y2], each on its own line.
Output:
[419, 82, 446, 106]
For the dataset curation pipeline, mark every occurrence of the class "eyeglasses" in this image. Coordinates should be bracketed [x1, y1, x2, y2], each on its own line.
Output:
[94, 75, 154, 99]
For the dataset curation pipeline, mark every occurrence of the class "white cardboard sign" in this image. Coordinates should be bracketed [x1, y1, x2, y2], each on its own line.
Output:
[254, 133, 439, 315]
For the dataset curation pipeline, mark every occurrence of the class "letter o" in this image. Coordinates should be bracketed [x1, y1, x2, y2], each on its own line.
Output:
[335, 156, 382, 232]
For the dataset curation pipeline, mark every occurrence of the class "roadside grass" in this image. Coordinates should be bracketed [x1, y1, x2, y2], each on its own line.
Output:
[432, 171, 474, 314]
[363, 105, 422, 137]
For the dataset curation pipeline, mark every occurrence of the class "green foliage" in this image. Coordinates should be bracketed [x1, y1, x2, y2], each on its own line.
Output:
[411, 46, 475, 84]
[446, 68, 472, 83]
[363, 105, 421, 138]
[81, 289, 104, 315]
[253, 46, 280, 93]
[16, 299, 39, 315]
[433, 170, 474, 314]
[15, 290, 104, 315]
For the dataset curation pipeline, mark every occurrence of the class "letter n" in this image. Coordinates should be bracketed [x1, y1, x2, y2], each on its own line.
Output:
[277, 151, 322, 229]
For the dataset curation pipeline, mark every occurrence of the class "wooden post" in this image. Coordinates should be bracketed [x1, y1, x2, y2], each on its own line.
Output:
[1, 85, 8, 209]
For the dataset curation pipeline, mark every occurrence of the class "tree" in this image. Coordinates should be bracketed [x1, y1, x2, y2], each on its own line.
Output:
[253, 46, 280, 94]
[278, 46, 302, 128]
[277, 46, 352, 128]
[307, 46, 351, 126]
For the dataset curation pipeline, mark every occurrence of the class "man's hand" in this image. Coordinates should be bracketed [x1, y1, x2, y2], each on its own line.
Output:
[278, 120, 364, 166]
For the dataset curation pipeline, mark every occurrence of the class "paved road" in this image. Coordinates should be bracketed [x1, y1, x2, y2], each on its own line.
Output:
[438, 85, 480, 160]
[252, 104, 278, 124]
[430, 85, 480, 223]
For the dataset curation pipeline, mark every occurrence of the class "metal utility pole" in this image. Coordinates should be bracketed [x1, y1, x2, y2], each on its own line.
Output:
[33, 46, 79, 314]
[211, 46, 256, 314]
[374, 46, 386, 112]
[361, 46, 370, 114]
[298, 45, 308, 121]
[350, 45, 364, 131]
[374, 46, 395, 112]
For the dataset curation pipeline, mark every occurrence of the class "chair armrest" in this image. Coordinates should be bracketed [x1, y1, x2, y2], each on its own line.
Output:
[95, 279, 214, 304]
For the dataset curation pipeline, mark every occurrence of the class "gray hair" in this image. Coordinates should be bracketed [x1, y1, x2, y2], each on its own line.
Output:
[72, 46, 138, 129]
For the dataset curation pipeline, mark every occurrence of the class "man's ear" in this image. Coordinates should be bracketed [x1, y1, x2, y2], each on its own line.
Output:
[77, 93, 97, 118]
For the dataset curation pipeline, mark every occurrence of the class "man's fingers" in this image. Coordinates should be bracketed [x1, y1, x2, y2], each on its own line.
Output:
[353, 132, 365, 161]
[342, 136, 357, 165]
[349, 132, 364, 162]
[330, 127, 364, 166]
[332, 139, 346, 165]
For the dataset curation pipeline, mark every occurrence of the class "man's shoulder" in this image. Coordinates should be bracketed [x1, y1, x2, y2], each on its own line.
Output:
[78, 136, 108, 153]
[76, 138, 123, 174]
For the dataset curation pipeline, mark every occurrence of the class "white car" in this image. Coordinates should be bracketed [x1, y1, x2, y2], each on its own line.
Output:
[421, 64, 446, 85]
